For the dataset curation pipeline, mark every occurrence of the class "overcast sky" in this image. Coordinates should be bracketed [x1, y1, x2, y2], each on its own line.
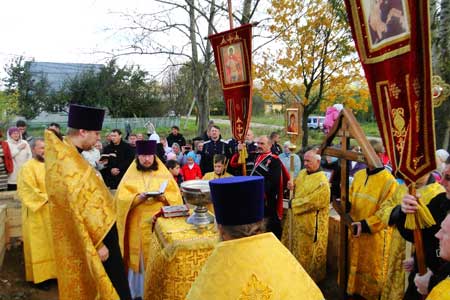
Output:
[0, 0, 181, 85]
[0, 0, 275, 91]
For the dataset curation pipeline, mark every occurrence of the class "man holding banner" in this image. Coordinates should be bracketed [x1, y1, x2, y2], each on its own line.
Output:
[344, 0, 437, 299]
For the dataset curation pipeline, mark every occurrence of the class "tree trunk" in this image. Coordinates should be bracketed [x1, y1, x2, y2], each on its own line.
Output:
[196, 0, 216, 136]
[302, 112, 309, 148]
[241, 0, 252, 24]
[430, 0, 440, 72]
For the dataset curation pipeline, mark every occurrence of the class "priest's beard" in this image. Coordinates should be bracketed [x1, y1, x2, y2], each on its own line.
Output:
[136, 158, 158, 172]
[34, 155, 45, 162]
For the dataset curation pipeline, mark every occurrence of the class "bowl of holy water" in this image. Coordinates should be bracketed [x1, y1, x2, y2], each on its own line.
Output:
[180, 180, 214, 226]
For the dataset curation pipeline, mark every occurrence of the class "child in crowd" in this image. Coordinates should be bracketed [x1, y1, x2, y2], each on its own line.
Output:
[202, 154, 232, 180]
[166, 159, 183, 186]
[182, 151, 202, 181]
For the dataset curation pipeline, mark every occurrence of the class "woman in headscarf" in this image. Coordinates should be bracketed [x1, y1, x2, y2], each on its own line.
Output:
[7, 127, 32, 190]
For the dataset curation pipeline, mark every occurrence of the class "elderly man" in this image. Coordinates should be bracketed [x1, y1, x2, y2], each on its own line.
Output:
[250, 135, 288, 239]
[186, 176, 325, 300]
[347, 149, 398, 300]
[115, 140, 182, 300]
[396, 163, 450, 299]
[282, 150, 330, 282]
[45, 104, 131, 300]
[17, 138, 56, 290]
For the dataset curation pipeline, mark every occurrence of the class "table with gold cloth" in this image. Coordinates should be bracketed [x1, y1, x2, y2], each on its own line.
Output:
[144, 216, 219, 300]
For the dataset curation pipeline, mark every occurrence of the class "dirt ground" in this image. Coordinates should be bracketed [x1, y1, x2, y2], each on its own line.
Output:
[0, 242, 339, 299]
[0, 244, 57, 300]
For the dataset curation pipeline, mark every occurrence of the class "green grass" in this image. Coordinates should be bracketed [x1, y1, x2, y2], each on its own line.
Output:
[213, 114, 285, 126]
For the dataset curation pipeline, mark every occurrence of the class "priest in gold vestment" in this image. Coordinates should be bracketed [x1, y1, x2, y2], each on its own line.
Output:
[281, 150, 330, 282]
[347, 166, 398, 300]
[115, 140, 182, 299]
[186, 176, 325, 300]
[45, 104, 131, 300]
[17, 138, 56, 288]
[379, 173, 444, 300]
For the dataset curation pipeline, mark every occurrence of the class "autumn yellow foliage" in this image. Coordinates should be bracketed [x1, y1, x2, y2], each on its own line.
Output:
[256, 0, 369, 118]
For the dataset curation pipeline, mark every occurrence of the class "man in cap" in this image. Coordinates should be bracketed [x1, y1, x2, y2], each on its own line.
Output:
[45, 104, 131, 300]
[115, 140, 182, 300]
[17, 138, 56, 290]
[186, 176, 324, 300]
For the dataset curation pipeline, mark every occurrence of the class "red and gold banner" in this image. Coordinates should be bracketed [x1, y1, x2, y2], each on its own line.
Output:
[344, 0, 436, 184]
[209, 24, 253, 142]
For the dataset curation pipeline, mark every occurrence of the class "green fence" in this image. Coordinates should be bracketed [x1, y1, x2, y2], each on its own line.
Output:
[22, 117, 180, 132]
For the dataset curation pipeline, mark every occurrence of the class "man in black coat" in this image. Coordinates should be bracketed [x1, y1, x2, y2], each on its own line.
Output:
[392, 164, 450, 298]
[166, 126, 186, 147]
[250, 135, 288, 239]
[270, 132, 282, 155]
[101, 129, 135, 189]
[200, 125, 232, 174]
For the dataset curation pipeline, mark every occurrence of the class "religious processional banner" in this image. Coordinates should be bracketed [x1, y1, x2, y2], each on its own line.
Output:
[343, 0, 436, 184]
[209, 24, 253, 142]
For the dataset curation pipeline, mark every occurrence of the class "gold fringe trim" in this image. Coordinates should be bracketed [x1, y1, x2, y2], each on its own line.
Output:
[405, 197, 436, 229]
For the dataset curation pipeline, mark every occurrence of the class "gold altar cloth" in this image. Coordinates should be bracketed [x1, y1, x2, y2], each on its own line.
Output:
[144, 216, 218, 300]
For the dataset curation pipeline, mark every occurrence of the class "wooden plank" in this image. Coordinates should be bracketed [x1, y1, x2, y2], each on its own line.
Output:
[322, 148, 366, 163]
[0, 204, 6, 270]
[338, 118, 350, 300]
[327, 209, 340, 272]
[5, 205, 22, 241]
[7, 225, 22, 239]
[0, 247, 5, 271]
[6, 207, 21, 226]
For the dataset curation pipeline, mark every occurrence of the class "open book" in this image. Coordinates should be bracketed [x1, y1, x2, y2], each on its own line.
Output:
[99, 153, 117, 161]
[145, 180, 168, 197]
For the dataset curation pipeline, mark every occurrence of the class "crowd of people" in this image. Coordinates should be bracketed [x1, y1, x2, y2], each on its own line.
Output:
[2, 104, 450, 300]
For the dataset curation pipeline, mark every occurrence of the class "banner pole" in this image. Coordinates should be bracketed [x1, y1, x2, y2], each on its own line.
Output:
[227, 0, 233, 29]
[287, 137, 297, 251]
[410, 184, 427, 275]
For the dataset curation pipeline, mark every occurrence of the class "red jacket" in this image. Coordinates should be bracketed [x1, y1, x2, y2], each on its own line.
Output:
[1, 141, 13, 174]
[182, 163, 202, 181]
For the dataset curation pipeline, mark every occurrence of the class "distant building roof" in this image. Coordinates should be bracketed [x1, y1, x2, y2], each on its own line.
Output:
[28, 61, 103, 91]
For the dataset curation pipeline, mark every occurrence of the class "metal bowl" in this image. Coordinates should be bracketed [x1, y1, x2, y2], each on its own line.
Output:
[180, 180, 211, 207]
[180, 180, 214, 226]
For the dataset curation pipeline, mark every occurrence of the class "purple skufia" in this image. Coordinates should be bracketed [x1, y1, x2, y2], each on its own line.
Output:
[136, 140, 157, 155]
[68, 104, 105, 130]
